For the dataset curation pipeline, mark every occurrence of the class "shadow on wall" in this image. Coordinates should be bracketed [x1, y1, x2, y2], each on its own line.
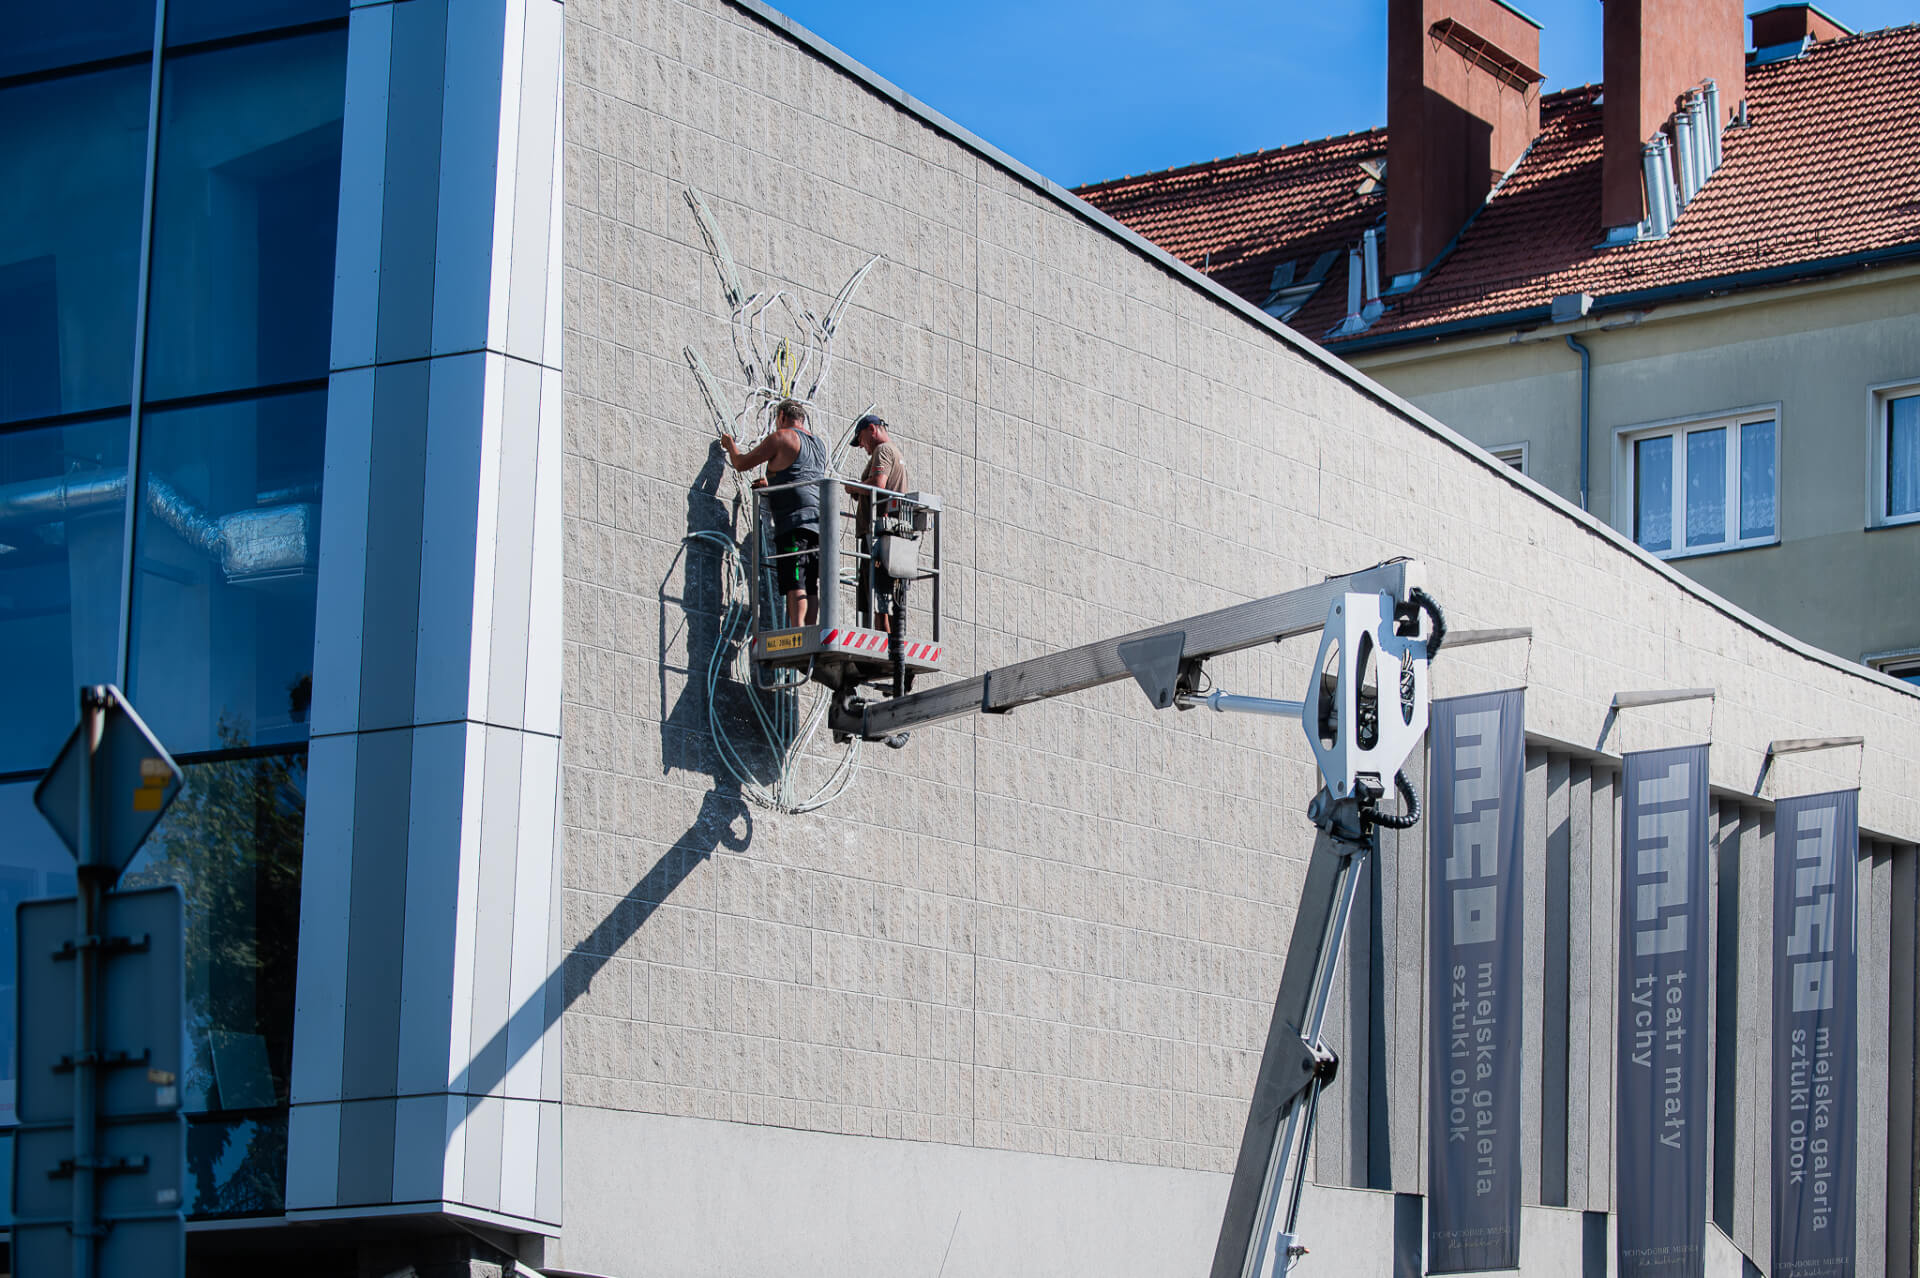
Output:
[444, 440, 757, 1107]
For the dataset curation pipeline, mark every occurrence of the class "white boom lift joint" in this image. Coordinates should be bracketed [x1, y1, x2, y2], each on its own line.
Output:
[796, 559, 1445, 1276]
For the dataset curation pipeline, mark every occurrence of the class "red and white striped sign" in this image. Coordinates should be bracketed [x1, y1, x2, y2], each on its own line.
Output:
[819, 629, 942, 664]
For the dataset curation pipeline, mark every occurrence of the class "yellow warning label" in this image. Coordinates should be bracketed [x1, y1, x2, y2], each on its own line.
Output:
[764, 631, 804, 653]
[133, 788, 164, 811]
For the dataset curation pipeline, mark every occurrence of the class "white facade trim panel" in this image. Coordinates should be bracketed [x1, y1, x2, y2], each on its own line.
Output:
[330, 4, 393, 371]
[500, 1097, 543, 1219]
[488, 360, 542, 728]
[506, 0, 563, 362]
[447, 725, 489, 1090]
[466, 352, 509, 723]
[486, 0, 530, 356]
[524, 365, 564, 735]
[541, 65, 564, 369]
[505, 732, 560, 1100]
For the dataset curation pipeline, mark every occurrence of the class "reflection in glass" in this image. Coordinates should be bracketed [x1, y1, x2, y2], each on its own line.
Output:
[167, 0, 345, 48]
[1740, 421, 1776, 540]
[0, 64, 150, 423]
[1685, 427, 1726, 547]
[1891, 396, 1919, 519]
[0, 783, 81, 1128]
[1635, 435, 1673, 552]
[1, 1, 154, 81]
[128, 390, 324, 756]
[143, 30, 346, 401]
[121, 751, 304, 1216]
[186, 1113, 287, 1217]
[0, 417, 131, 773]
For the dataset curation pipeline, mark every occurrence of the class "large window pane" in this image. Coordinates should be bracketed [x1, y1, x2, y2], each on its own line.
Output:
[143, 30, 346, 402]
[167, 0, 346, 48]
[121, 751, 304, 1217]
[0, 417, 131, 773]
[1, 1, 154, 80]
[1635, 435, 1673, 552]
[1685, 427, 1726, 547]
[0, 783, 81, 1129]
[0, 64, 150, 423]
[128, 390, 324, 756]
[1890, 395, 1920, 519]
[1740, 420, 1776, 540]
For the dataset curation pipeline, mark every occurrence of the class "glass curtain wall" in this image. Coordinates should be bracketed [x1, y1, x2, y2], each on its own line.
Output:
[0, 1, 344, 1220]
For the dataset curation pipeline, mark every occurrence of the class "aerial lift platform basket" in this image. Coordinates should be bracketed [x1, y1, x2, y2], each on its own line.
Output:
[746, 473, 946, 697]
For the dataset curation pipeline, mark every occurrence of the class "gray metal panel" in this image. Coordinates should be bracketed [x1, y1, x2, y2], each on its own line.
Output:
[1565, 758, 1593, 1208]
[536, 1098, 563, 1223]
[396, 723, 469, 1095]
[1887, 846, 1917, 1278]
[1522, 746, 1547, 1204]
[335, 1097, 397, 1206]
[357, 361, 432, 731]
[487, 359, 542, 730]
[284, 1102, 342, 1210]
[505, 0, 563, 363]
[1737, 808, 1775, 1263]
[1542, 752, 1570, 1207]
[330, 4, 393, 373]
[1589, 766, 1618, 1213]
[1713, 802, 1742, 1236]
[374, 0, 449, 366]
[391, 1095, 448, 1203]
[1396, 746, 1427, 1193]
[504, 732, 560, 1100]
[542, 770, 565, 1103]
[1364, 842, 1390, 1189]
[1860, 843, 1892, 1278]
[430, 0, 508, 357]
[310, 368, 376, 738]
[524, 365, 565, 736]
[1317, 839, 1351, 1188]
[341, 727, 413, 1100]
[291, 734, 358, 1106]
[468, 727, 525, 1097]
[463, 1094, 506, 1212]
[412, 353, 489, 727]
[538, 61, 564, 369]
[501, 1096, 541, 1218]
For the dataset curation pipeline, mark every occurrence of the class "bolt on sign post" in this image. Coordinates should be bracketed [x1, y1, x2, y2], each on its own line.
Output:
[16, 686, 187, 1278]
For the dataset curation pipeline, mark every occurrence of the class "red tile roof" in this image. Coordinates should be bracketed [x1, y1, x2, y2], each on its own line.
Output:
[1076, 24, 1920, 348]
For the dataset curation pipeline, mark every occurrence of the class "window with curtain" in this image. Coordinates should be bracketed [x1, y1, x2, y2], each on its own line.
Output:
[1623, 413, 1778, 557]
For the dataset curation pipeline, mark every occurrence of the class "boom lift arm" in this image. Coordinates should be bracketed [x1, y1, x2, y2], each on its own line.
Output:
[824, 561, 1445, 1277]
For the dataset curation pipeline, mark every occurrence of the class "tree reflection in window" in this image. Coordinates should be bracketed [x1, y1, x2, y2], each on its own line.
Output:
[121, 718, 303, 1216]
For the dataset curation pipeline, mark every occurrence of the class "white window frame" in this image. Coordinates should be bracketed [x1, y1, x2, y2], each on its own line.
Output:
[1868, 379, 1920, 529]
[1863, 647, 1920, 688]
[1489, 442, 1528, 475]
[1613, 405, 1782, 559]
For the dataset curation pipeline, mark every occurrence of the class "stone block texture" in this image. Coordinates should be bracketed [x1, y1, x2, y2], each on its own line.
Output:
[553, 0, 1920, 1272]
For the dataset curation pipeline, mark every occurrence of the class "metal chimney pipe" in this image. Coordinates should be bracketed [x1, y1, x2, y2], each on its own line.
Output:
[1674, 107, 1699, 204]
[1641, 135, 1674, 236]
[1702, 79, 1723, 172]
[1345, 246, 1363, 317]
[1361, 227, 1381, 303]
[1685, 90, 1710, 188]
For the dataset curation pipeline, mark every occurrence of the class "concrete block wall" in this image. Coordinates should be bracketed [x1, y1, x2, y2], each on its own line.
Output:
[550, 0, 1920, 1272]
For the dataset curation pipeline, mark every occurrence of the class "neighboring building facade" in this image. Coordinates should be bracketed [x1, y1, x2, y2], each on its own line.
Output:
[1079, 3, 1920, 680]
[4, 3, 1920, 1278]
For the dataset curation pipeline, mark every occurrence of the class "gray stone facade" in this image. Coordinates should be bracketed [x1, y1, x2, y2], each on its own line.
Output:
[547, 1, 1920, 1274]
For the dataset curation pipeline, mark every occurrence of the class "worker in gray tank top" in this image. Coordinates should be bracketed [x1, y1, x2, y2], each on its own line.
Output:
[722, 399, 831, 626]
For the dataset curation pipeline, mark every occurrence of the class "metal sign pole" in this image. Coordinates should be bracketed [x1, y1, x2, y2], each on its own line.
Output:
[73, 686, 104, 1278]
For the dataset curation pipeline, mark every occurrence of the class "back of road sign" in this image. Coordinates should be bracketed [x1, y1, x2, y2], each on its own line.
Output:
[33, 687, 182, 875]
[13, 887, 185, 1278]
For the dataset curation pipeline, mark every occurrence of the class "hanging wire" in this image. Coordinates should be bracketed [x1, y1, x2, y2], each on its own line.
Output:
[678, 184, 886, 814]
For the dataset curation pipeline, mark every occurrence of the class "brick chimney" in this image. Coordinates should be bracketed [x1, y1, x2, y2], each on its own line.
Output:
[1385, 0, 1543, 280]
[1750, 4, 1853, 49]
[1600, 0, 1747, 233]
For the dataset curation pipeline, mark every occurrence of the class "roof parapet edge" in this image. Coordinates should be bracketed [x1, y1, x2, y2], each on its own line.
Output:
[722, 0, 1920, 715]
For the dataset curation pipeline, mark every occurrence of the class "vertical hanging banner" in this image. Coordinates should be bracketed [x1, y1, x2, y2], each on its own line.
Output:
[1427, 689, 1526, 1273]
[1617, 745, 1711, 1278]
[1772, 789, 1858, 1278]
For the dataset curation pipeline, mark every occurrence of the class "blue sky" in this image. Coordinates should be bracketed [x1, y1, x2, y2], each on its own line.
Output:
[771, 1, 1917, 188]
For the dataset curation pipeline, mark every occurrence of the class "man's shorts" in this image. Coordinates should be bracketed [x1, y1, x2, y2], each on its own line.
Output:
[774, 527, 819, 597]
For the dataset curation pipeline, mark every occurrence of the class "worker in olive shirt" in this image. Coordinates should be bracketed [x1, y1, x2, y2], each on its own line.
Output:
[721, 399, 830, 626]
[850, 412, 913, 630]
